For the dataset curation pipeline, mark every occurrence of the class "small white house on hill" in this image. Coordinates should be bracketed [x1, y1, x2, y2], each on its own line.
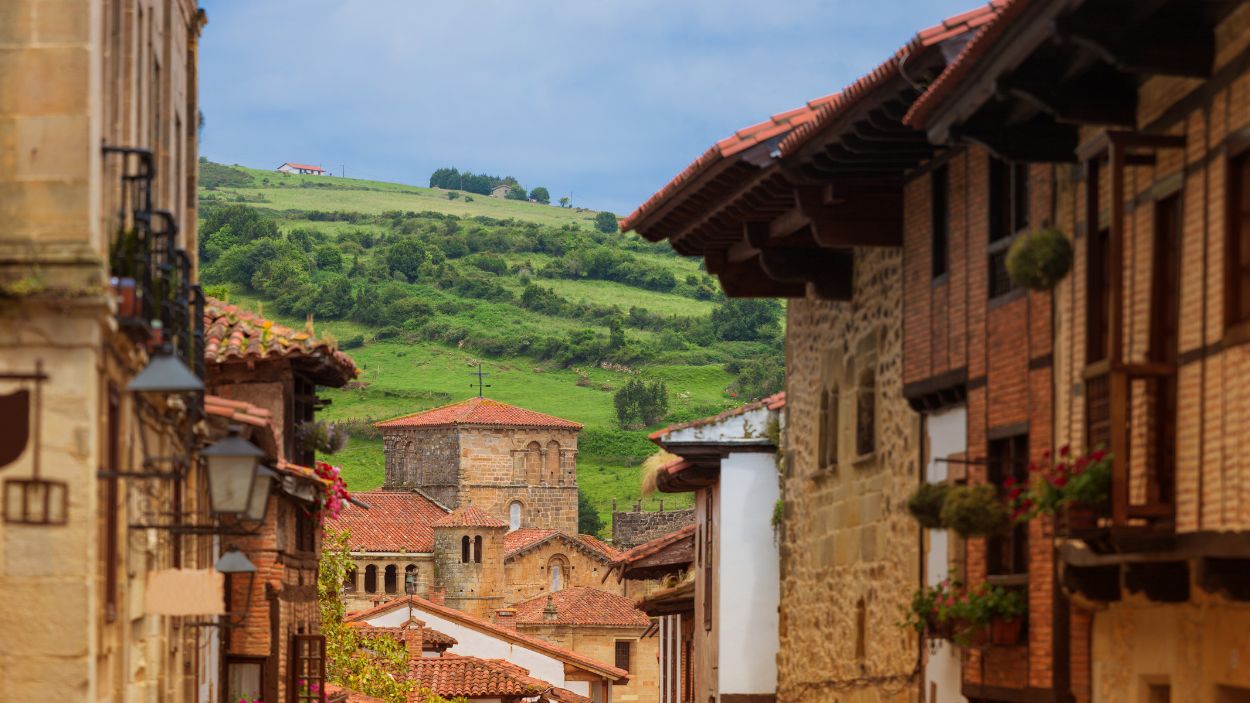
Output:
[276, 162, 327, 175]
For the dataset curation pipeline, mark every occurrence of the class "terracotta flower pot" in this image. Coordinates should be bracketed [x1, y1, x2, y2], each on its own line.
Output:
[1063, 501, 1105, 531]
[112, 277, 138, 318]
[990, 616, 1024, 646]
[925, 612, 956, 641]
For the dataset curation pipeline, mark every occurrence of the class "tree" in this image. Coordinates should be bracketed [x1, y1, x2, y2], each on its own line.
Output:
[614, 378, 669, 428]
[729, 355, 784, 399]
[314, 243, 344, 272]
[710, 298, 782, 342]
[559, 196, 570, 208]
[578, 489, 604, 536]
[594, 211, 619, 233]
[201, 204, 280, 243]
[529, 187, 550, 204]
[385, 239, 429, 281]
[506, 183, 527, 201]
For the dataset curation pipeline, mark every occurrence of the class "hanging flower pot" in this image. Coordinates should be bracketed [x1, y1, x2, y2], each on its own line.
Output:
[906, 482, 949, 529]
[1006, 227, 1073, 290]
[990, 616, 1025, 646]
[939, 484, 1010, 538]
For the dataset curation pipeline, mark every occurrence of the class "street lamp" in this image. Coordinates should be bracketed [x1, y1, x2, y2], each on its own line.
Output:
[202, 427, 264, 515]
[127, 344, 204, 394]
[215, 545, 257, 626]
[243, 466, 277, 523]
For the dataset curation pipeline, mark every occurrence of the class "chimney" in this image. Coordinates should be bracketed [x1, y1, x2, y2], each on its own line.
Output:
[495, 608, 517, 630]
[401, 618, 424, 660]
[543, 595, 558, 622]
[428, 586, 445, 605]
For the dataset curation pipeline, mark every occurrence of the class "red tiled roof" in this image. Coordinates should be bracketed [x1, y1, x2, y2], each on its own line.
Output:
[619, 94, 839, 232]
[408, 654, 548, 699]
[431, 505, 509, 529]
[348, 617, 459, 649]
[904, 0, 1028, 128]
[325, 683, 387, 703]
[547, 687, 594, 703]
[335, 490, 450, 552]
[375, 397, 583, 430]
[514, 587, 651, 628]
[611, 524, 697, 569]
[503, 528, 618, 562]
[203, 296, 357, 386]
[649, 391, 786, 443]
[282, 162, 325, 171]
[778, 1, 1005, 155]
[204, 394, 281, 459]
[346, 595, 629, 681]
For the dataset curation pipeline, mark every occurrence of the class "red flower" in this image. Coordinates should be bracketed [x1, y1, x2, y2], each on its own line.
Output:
[1059, 444, 1070, 457]
[1007, 486, 1024, 500]
[1054, 475, 1069, 487]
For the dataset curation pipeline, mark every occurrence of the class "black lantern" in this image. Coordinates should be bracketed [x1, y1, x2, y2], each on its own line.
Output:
[202, 427, 264, 515]
[127, 344, 203, 394]
[243, 466, 277, 523]
[215, 545, 257, 626]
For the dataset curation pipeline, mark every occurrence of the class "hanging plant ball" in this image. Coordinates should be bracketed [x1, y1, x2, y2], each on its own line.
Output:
[940, 484, 1010, 538]
[906, 482, 949, 529]
[1006, 227, 1073, 290]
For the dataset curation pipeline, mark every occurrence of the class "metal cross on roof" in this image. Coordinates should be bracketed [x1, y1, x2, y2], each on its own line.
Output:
[469, 365, 491, 398]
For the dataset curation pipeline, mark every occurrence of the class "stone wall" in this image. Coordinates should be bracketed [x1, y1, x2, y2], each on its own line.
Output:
[382, 427, 460, 507]
[517, 623, 659, 703]
[344, 554, 436, 611]
[778, 247, 921, 703]
[502, 539, 624, 605]
[611, 507, 694, 549]
[433, 525, 507, 619]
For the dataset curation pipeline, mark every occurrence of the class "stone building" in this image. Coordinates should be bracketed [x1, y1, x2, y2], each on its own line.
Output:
[0, 1, 210, 700]
[611, 504, 695, 550]
[377, 397, 581, 534]
[909, 1, 1250, 700]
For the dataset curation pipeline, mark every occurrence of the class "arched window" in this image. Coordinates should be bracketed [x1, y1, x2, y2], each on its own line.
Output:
[344, 567, 357, 593]
[509, 501, 523, 531]
[856, 368, 876, 457]
[461, 535, 471, 563]
[474, 535, 483, 564]
[384, 565, 398, 594]
[364, 565, 377, 594]
[526, 441, 543, 483]
[546, 440, 561, 483]
[818, 387, 838, 470]
[404, 565, 419, 594]
[547, 555, 569, 592]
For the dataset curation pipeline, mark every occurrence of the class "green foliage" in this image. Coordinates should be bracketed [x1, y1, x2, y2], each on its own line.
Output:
[711, 298, 782, 342]
[594, 210, 619, 233]
[614, 378, 669, 428]
[771, 499, 785, 529]
[1011, 446, 1111, 520]
[578, 488, 604, 535]
[529, 187, 550, 204]
[1006, 227, 1073, 290]
[725, 355, 783, 400]
[315, 243, 345, 272]
[296, 420, 349, 455]
[506, 184, 527, 201]
[906, 482, 949, 529]
[559, 196, 571, 208]
[429, 167, 518, 197]
[386, 239, 430, 281]
[901, 578, 1026, 645]
[939, 484, 1010, 537]
[198, 159, 254, 188]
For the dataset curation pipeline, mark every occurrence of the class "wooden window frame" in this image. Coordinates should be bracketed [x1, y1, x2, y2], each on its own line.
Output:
[932, 165, 950, 280]
[290, 633, 326, 703]
[988, 157, 1029, 300]
[296, 507, 316, 554]
[702, 490, 714, 632]
[987, 433, 1029, 577]
[614, 639, 632, 680]
[1226, 147, 1250, 334]
[225, 655, 267, 703]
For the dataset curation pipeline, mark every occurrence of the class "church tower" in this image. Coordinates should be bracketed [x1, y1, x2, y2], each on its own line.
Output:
[431, 506, 508, 618]
[375, 397, 582, 534]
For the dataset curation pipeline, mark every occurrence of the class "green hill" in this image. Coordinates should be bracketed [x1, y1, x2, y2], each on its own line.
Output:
[197, 159, 785, 533]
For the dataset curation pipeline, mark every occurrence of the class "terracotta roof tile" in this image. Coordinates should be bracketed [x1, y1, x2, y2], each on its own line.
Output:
[576, 534, 620, 560]
[346, 595, 629, 681]
[283, 162, 325, 172]
[325, 683, 388, 703]
[349, 617, 459, 649]
[611, 524, 696, 569]
[204, 394, 280, 459]
[648, 391, 785, 442]
[514, 587, 651, 628]
[431, 505, 509, 529]
[407, 654, 549, 699]
[203, 296, 357, 386]
[336, 490, 450, 552]
[375, 397, 582, 430]
[904, 0, 1027, 128]
[547, 687, 594, 703]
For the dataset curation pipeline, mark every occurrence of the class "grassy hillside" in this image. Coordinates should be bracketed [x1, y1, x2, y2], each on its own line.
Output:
[199, 160, 784, 534]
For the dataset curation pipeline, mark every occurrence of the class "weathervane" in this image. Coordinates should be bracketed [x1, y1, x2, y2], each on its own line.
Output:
[469, 365, 491, 398]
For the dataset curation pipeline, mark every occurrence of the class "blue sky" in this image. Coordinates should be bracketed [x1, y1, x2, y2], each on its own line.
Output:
[198, 0, 984, 215]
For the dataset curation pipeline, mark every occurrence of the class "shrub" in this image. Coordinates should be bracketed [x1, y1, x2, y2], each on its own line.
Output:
[906, 482, 949, 529]
[295, 420, 349, 455]
[1006, 227, 1073, 290]
[594, 211, 619, 233]
[341, 334, 365, 349]
[939, 484, 1009, 537]
[613, 378, 669, 428]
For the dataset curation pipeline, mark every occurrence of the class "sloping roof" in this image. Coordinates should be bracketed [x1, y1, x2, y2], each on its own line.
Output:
[375, 397, 583, 431]
[282, 162, 325, 171]
[611, 524, 696, 570]
[325, 683, 387, 703]
[546, 687, 593, 703]
[347, 595, 629, 681]
[407, 654, 547, 699]
[779, 1, 1005, 155]
[503, 528, 618, 562]
[336, 490, 450, 552]
[903, 0, 1027, 128]
[203, 296, 357, 386]
[347, 617, 459, 649]
[513, 587, 651, 628]
[431, 505, 509, 529]
[649, 391, 785, 442]
[619, 93, 840, 232]
[204, 395, 280, 459]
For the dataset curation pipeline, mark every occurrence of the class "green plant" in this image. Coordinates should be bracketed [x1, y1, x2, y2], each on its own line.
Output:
[1011, 445, 1111, 520]
[771, 499, 785, 529]
[1006, 227, 1073, 290]
[940, 484, 1009, 537]
[906, 482, 949, 529]
[297, 421, 349, 455]
[901, 578, 964, 640]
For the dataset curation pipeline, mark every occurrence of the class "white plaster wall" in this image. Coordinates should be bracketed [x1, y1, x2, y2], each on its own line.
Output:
[716, 450, 780, 695]
[924, 406, 966, 703]
[361, 606, 582, 693]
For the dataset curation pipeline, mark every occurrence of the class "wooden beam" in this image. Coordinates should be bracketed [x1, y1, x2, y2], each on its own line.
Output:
[1056, 19, 1215, 78]
[951, 119, 1080, 163]
[757, 248, 853, 301]
[994, 76, 1137, 126]
[793, 184, 903, 247]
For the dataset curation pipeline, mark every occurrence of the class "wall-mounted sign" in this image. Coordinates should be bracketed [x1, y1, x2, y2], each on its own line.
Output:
[0, 362, 67, 526]
[144, 569, 225, 616]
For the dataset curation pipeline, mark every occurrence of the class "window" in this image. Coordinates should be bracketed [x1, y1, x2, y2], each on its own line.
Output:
[461, 535, 471, 563]
[548, 555, 568, 591]
[296, 509, 316, 553]
[473, 535, 483, 564]
[931, 165, 949, 278]
[344, 567, 356, 593]
[1087, 227, 1112, 362]
[702, 491, 714, 631]
[988, 434, 1029, 575]
[818, 387, 838, 470]
[226, 657, 265, 703]
[988, 157, 1028, 299]
[855, 369, 875, 458]
[290, 634, 326, 703]
[404, 565, 418, 594]
[1229, 151, 1250, 327]
[364, 565, 377, 593]
[103, 385, 120, 622]
[384, 565, 397, 594]
[509, 501, 522, 531]
[526, 441, 543, 483]
[615, 640, 632, 674]
[546, 440, 561, 483]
